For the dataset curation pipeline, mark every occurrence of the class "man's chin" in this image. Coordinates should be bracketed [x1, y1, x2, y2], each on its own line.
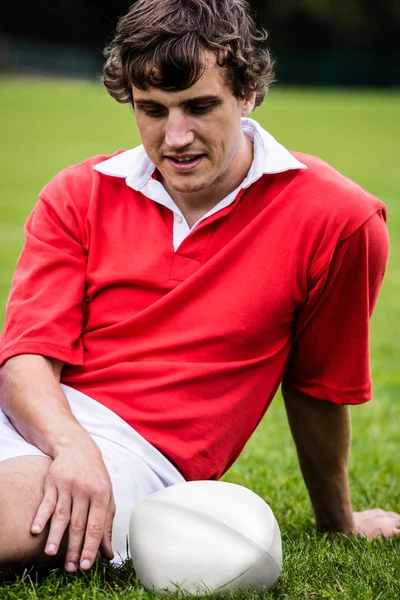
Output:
[161, 174, 212, 196]
[170, 182, 209, 195]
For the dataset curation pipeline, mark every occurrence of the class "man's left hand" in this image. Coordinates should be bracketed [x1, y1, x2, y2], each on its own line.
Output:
[353, 509, 400, 540]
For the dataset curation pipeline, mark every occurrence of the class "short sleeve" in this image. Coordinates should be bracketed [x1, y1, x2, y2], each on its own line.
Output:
[0, 191, 88, 367]
[283, 210, 389, 404]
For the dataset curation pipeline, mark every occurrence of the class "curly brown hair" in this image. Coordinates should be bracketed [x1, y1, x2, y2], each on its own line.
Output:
[103, 0, 274, 109]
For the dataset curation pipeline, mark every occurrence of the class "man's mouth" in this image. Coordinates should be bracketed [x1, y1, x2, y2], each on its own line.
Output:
[165, 154, 206, 172]
[166, 155, 205, 165]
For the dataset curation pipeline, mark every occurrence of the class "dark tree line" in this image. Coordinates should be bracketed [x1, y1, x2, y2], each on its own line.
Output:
[258, 0, 399, 51]
[2, 0, 400, 84]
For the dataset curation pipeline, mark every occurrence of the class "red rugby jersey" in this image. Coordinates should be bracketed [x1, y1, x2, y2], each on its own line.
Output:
[0, 152, 388, 480]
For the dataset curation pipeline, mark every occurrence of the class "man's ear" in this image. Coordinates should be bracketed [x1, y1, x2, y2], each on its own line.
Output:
[241, 91, 257, 116]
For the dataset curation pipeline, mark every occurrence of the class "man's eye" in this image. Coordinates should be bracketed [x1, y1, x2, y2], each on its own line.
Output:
[189, 104, 216, 114]
[142, 107, 165, 117]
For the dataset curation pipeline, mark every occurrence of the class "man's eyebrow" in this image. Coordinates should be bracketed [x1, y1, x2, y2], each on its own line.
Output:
[185, 95, 223, 105]
[133, 95, 223, 107]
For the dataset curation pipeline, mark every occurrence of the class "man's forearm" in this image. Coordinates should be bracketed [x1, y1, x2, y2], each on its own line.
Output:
[0, 354, 116, 569]
[282, 382, 355, 533]
[0, 354, 89, 457]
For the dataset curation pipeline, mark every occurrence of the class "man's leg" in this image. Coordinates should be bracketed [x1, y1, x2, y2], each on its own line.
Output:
[0, 450, 165, 570]
[0, 455, 65, 568]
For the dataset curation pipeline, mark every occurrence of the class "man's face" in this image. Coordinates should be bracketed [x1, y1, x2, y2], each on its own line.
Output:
[132, 55, 256, 198]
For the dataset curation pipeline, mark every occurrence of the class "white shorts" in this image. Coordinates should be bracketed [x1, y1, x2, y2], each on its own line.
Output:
[0, 384, 185, 565]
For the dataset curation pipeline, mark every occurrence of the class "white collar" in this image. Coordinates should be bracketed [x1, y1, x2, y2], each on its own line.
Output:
[94, 118, 306, 249]
[93, 117, 306, 186]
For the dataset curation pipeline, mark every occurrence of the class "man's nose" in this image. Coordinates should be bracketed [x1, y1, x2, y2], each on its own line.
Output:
[165, 112, 195, 149]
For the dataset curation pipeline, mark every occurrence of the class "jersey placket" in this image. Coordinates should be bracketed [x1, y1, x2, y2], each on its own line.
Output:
[169, 188, 248, 282]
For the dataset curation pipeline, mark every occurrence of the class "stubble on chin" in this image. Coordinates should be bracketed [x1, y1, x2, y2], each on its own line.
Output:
[163, 176, 209, 196]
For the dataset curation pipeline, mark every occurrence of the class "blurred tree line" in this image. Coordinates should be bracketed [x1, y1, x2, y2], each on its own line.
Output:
[1, 0, 400, 84]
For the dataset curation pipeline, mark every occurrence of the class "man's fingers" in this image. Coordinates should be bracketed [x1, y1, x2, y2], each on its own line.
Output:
[100, 500, 116, 561]
[79, 494, 111, 570]
[44, 494, 72, 556]
[386, 511, 400, 520]
[64, 498, 90, 572]
[31, 485, 58, 535]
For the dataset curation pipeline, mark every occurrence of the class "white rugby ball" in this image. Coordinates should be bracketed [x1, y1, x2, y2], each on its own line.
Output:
[129, 480, 282, 595]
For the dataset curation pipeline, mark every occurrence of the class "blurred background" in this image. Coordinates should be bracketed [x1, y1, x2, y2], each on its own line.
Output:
[1, 0, 400, 85]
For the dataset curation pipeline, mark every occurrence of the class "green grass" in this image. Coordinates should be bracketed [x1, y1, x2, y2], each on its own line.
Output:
[0, 78, 399, 599]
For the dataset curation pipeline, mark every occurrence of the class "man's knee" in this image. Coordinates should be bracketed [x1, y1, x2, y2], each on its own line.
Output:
[0, 455, 60, 567]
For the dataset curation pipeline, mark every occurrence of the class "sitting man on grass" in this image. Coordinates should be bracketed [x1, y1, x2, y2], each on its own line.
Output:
[0, 0, 399, 574]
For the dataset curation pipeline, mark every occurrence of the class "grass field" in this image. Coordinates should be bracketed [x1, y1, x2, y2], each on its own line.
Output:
[0, 78, 399, 599]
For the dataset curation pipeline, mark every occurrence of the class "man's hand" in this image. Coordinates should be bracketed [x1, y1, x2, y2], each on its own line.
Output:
[353, 509, 400, 540]
[31, 437, 116, 572]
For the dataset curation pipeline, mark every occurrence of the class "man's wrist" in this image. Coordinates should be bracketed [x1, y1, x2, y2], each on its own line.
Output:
[43, 420, 97, 458]
[315, 504, 356, 533]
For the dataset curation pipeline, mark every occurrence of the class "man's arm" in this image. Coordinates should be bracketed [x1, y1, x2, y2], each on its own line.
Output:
[282, 382, 400, 539]
[0, 354, 115, 571]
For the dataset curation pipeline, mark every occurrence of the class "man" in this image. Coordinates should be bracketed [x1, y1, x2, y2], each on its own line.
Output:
[0, 0, 399, 576]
